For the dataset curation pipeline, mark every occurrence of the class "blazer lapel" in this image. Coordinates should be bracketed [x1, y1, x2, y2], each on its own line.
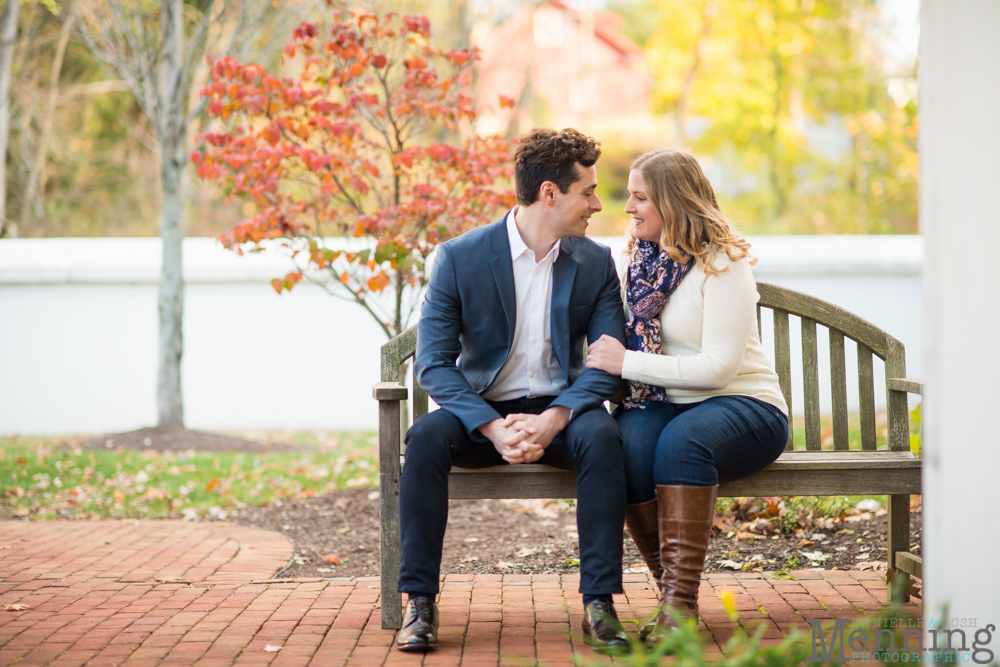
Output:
[551, 240, 578, 379]
[490, 220, 516, 346]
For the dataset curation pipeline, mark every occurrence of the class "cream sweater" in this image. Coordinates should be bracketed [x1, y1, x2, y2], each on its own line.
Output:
[620, 253, 788, 415]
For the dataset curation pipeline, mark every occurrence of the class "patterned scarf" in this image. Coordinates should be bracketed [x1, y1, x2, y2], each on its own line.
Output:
[622, 240, 693, 408]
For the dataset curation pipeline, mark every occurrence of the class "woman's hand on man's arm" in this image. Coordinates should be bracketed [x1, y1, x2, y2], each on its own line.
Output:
[586, 334, 627, 376]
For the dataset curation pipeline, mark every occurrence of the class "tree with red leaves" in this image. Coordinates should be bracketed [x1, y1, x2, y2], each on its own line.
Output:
[194, 11, 516, 338]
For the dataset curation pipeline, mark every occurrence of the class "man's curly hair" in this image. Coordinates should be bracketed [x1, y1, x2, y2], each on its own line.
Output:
[514, 128, 602, 206]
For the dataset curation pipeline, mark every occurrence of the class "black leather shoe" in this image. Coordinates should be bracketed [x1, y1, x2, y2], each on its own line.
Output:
[396, 597, 439, 652]
[581, 599, 629, 653]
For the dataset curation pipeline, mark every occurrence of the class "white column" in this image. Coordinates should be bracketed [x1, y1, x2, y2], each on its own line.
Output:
[921, 0, 1000, 631]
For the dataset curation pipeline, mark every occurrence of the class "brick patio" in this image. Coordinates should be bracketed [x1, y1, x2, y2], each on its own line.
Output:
[1, 520, 921, 666]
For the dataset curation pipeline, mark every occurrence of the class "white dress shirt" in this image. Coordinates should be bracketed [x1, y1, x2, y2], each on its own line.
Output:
[482, 209, 569, 401]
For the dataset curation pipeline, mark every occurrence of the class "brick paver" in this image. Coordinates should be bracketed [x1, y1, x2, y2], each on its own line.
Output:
[0, 521, 921, 665]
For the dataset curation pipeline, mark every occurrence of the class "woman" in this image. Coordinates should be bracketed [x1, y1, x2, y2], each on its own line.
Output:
[586, 149, 789, 643]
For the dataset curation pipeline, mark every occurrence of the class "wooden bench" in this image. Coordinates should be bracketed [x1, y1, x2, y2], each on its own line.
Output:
[373, 281, 923, 628]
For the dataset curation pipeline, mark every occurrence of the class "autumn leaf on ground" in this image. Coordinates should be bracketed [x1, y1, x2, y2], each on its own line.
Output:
[734, 531, 764, 541]
[323, 554, 340, 564]
[459, 556, 478, 563]
[857, 561, 887, 571]
[204, 477, 221, 492]
[770, 571, 795, 580]
[717, 559, 743, 570]
[263, 645, 282, 652]
[515, 548, 536, 558]
[800, 551, 830, 563]
[3, 604, 29, 611]
[797, 539, 815, 547]
[493, 561, 515, 569]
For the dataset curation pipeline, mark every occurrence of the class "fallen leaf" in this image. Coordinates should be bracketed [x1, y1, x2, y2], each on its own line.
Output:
[734, 531, 764, 541]
[770, 571, 795, 580]
[459, 556, 478, 563]
[565, 557, 580, 567]
[323, 554, 340, 564]
[718, 559, 743, 570]
[264, 644, 283, 652]
[205, 477, 221, 492]
[494, 561, 516, 569]
[800, 551, 830, 563]
[857, 561, 887, 571]
[515, 548, 536, 558]
[796, 539, 815, 547]
[3, 604, 29, 611]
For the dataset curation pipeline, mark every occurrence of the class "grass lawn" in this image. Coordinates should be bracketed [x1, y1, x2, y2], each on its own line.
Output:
[0, 432, 379, 521]
[2, 407, 918, 526]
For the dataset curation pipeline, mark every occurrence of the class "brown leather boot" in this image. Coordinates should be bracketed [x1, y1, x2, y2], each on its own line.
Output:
[646, 484, 718, 647]
[625, 499, 664, 585]
[625, 499, 663, 640]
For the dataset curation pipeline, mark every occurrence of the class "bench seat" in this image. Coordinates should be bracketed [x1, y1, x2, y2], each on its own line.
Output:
[447, 450, 920, 499]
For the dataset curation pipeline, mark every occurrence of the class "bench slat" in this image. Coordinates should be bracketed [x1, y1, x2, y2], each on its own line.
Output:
[772, 309, 794, 450]
[829, 329, 850, 451]
[897, 552, 923, 579]
[802, 317, 821, 451]
[447, 451, 920, 498]
[413, 375, 428, 421]
[858, 343, 877, 450]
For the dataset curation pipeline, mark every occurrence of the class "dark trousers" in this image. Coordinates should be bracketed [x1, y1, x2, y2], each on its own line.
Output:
[614, 395, 788, 504]
[397, 396, 626, 596]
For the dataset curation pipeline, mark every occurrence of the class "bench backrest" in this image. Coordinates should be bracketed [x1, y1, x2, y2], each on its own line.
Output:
[380, 281, 909, 453]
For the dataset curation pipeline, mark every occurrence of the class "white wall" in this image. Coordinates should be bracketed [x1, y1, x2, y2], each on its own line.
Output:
[1, 235, 922, 436]
[920, 0, 1000, 633]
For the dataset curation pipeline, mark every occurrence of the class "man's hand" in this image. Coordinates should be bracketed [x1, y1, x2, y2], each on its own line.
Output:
[586, 334, 627, 376]
[477, 419, 542, 465]
[502, 406, 571, 462]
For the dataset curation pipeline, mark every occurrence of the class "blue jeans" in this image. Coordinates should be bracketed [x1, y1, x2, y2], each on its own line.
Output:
[614, 395, 788, 504]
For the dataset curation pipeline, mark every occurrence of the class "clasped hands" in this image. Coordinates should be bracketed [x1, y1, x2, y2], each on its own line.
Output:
[477, 406, 570, 465]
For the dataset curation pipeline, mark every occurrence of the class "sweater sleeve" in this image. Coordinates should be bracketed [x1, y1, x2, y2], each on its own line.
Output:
[620, 262, 756, 391]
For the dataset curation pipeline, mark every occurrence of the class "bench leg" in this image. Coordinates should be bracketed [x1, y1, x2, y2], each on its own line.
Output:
[379, 400, 403, 629]
[887, 494, 911, 603]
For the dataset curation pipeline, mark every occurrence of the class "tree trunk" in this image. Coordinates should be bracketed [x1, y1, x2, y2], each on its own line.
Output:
[157, 0, 186, 429]
[0, 0, 20, 237]
[22, 14, 73, 227]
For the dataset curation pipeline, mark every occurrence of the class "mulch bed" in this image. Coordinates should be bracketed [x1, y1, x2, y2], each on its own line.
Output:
[230, 487, 921, 580]
[76, 428, 922, 584]
[77, 428, 299, 453]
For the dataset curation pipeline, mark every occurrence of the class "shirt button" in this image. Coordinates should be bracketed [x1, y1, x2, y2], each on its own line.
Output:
[532, 304, 538, 310]
[529, 372, 535, 378]
[531, 339, 537, 344]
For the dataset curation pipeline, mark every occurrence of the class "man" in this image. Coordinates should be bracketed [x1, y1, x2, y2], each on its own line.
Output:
[395, 128, 630, 653]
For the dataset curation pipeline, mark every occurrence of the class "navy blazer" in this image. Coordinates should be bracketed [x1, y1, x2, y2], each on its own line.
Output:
[414, 215, 627, 434]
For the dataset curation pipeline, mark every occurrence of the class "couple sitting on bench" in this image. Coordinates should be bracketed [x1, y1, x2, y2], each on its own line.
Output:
[395, 128, 789, 653]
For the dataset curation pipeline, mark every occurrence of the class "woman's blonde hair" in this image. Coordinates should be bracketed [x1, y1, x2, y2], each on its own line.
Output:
[628, 148, 754, 275]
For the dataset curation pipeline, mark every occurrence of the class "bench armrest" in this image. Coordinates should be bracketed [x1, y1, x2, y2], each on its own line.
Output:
[887, 378, 924, 396]
[373, 381, 408, 401]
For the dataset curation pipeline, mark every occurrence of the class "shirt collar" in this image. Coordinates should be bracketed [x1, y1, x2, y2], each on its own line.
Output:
[506, 208, 560, 262]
